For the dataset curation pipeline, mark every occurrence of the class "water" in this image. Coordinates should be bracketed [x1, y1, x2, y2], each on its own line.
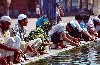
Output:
[26, 42, 100, 65]
[48, 42, 100, 65]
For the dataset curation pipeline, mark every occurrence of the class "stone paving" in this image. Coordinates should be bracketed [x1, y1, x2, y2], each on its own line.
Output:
[10, 17, 75, 36]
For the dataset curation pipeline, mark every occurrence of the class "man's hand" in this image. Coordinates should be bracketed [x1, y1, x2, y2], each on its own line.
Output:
[70, 42, 80, 47]
[91, 36, 97, 42]
[74, 38, 80, 43]
[14, 49, 22, 54]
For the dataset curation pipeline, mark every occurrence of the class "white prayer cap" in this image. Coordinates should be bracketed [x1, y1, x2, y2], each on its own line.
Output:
[18, 14, 27, 20]
[0, 16, 11, 22]
[93, 17, 100, 22]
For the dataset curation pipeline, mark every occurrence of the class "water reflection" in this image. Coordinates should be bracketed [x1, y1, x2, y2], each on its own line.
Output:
[48, 42, 100, 65]
[26, 42, 100, 65]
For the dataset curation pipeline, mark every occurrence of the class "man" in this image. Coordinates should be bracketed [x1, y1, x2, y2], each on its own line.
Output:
[49, 22, 80, 49]
[12, 14, 28, 41]
[56, 7, 61, 24]
[92, 16, 100, 38]
[80, 15, 91, 41]
[69, 14, 95, 41]
[25, 22, 52, 55]
[12, 14, 39, 56]
[0, 16, 22, 64]
[96, 15, 100, 38]
[36, 15, 48, 27]
[36, 5, 40, 19]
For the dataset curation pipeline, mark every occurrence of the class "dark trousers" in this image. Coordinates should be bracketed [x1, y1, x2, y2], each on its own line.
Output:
[51, 32, 61, 44]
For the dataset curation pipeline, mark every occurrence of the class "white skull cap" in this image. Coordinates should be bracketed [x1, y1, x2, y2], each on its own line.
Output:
[18, 14, 27, 20]
[1, 16, 11, 22]
[93, 16, 100, 22]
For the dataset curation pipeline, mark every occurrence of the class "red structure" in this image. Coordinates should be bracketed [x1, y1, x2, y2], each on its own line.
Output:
[10, 0, 37, 14]
[0, 0, 38, 17]
[0, 0, 94, 17]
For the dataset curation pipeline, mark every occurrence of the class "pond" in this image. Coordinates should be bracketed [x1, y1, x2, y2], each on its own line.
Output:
[26, 42, 100, 65]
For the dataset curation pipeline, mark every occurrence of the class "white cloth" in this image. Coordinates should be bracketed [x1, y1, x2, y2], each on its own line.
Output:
[96, 25, 100, 32]
[29, 38, 42, 50]
[0, 30, 11, 57]
[4, 35, 21, 56]
[70, 20, 83, 32]
[88, 17, 100, 33]
[92, 16, 100, 32]
[49, 23, 67, 36]
[56, 0, 60, 3]
[5, 35, 21, 49]
[0, 30, 21, 57]
[36, 7, 40, 14]
[86, 18, 95, 31]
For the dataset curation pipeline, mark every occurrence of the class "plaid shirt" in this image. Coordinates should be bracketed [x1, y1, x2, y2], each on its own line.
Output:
[12, 23, 26, 41]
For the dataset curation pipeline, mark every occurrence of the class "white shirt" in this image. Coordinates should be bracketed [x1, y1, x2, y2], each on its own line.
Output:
[5, 35, 21, 49]
[93, 16, 100, 32]
[36, 7, 40, 14]
[96, 25, 100, 32]
[70, 20, 83, 32]
[90, 17, 100, 32]
[86, 18, 95, 31]
[0, 30, 21, 57]
[49, 23, 67, 36]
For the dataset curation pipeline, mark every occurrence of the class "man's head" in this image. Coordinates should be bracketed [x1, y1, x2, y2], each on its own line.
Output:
[66, 23, 74, 32]
[93, 17, 100, 26]
[75, 14, 83, 23]
[83, 14, 90, 23]
[0, 16, 11, 31]
[18, 14, 28, 26]
[98, 15, 100, 19]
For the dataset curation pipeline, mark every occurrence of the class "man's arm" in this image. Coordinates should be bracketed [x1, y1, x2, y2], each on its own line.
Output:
[62, 33, 79, 46]
[66, 33, 80, 42]
[81, 30, 94, 40]
[0, 44, 21, 53]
